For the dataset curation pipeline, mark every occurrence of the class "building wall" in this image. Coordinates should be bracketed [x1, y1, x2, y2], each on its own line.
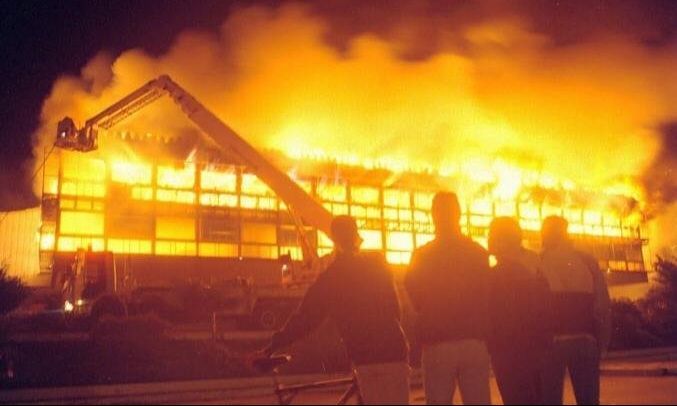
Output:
[39, 151, 649, 288]
[0, 208, 41, 284]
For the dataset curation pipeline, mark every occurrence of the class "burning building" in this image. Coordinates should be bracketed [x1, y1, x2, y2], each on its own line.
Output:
[35, 118, 649, 290]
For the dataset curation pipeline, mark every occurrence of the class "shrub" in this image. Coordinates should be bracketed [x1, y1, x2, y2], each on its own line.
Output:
[639, 257, 677, 345]
[0, 266, 27, 316]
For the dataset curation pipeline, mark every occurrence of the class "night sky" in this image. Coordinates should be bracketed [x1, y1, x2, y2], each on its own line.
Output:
[0, 0, 675, 210]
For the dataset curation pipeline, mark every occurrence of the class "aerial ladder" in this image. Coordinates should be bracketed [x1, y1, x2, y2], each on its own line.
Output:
[56, 75, 334, 266]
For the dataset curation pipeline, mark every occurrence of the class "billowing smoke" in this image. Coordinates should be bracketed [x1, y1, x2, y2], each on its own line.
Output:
[32, 3, 676, 251]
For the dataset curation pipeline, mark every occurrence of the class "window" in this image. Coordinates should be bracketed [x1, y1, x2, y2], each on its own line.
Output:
[60, 211, 104, 236]
[107, 239, 152, 254]
[108, 214, 154, 239]
[157, 165, 195, 189]
[360, 229, 383, 250]
[387, 231, 414, 251]
[241, 223, 277, 244]
[199, 243, 238, 257]
[57, 236, 104, 252]
[111, 162, 152, 185]
[351, 186, 379, 204]
[201, 169, 237, 192]
[384, 189, 410, 208]
[200, 217, 239, 242]
[317, 183, 347, 202]
[156, 241, 197, 256]
[156, 217, 195, 240]
[241, 245, 277, 259]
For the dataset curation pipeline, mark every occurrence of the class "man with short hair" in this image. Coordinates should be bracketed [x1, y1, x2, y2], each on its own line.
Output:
[260, 215, 410, 405]
[405, 192, 491, 405]
[540, 216, 611, 405]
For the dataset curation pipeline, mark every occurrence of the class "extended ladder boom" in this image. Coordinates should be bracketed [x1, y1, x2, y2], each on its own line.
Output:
[57, 75, 334, 242]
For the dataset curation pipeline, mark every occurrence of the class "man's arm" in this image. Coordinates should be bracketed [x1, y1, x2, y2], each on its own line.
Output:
[583, 254, 612, 353]
[404, 249, 425, 312]
[266, 274, 331, 354]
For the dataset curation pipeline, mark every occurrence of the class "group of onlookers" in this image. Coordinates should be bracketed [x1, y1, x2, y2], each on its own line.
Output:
[257, 191, 610, 405]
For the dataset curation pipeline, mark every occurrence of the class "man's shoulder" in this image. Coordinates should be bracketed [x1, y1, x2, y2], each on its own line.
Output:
[461, 236, 488, 257]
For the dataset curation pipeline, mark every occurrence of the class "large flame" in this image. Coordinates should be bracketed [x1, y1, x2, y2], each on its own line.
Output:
[33, 4, 677, 255]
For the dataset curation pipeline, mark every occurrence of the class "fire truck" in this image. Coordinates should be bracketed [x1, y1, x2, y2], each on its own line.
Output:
[51, 75, 334, 329]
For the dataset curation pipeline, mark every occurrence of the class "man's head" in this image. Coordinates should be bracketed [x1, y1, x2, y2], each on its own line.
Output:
[541, 215, 569, 250]
[431, 191, 462, 238]
[488, 217, 523, 260]
[331, 215, 362, 253]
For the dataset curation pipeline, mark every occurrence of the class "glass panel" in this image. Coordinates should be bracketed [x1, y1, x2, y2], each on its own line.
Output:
[60, 211, 104, 235]
[241, 244, 277, 259]
[241, 223, 277, 244]
[387, 231, 414, 251]
[157, 189, 196, 204]
[155, 241, 196, 256]
[199, 243, 238, 257]
[62, 153, 106, 181]
[201, 169, 237, 192]
[414, 192, 434, 209]
[157, 165, 195, 189]
[351, 186, 379, 204]
[156, 217, 195, 240]
[360, 229, 383, 250]
[111, 162, 152, 185]
[241, 174, 273, 196]
[384, 189, 410, 208]
[200, 193, 238, 207]
[415, 233, 435, 247]
[317, 183, 347, 202]
[387, 251, 412, 265]
[57, 236, 104, 252]
[107, 239, 152, 254]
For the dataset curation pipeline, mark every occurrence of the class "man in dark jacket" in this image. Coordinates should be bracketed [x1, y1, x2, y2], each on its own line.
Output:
[540, 216, 611, 405]
[487, 217, 552, 405]
[261, 215, 410, 405]
[405, 192, 491, 405]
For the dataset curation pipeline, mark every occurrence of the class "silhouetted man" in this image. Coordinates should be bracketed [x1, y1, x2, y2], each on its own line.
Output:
[260, 215, 410, 405]
[488, 217, 552, 405]
[405, 192, 491, 405]
[540, 216, 611, 405]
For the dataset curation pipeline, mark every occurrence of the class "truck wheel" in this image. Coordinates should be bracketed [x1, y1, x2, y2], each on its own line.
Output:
[91, 296, 127, 324]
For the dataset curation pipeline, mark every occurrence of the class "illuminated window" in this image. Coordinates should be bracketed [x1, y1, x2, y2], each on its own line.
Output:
[384, 189, 410, 208]
[495, 201, 516, 217]
[62, 153, 106, 181]
[156, 189, 196, 204]
[542, 205, 562, 219]
[564, 208, 582, 224]
[413, 210, 431, 224]
[199, 243, 238, 257]
[519, 219, 541, 232]
[40, 232, 56, 250]
[60, 181, 106, 197]
[57, 236, 104, 252]
[60, 199, 75, 209]
[415, 233, 435, 247]
[156, 217, 195, 240]
[241, 174, 273, 196]
[155, 241, 196, 256]
[111, 162, 152, 185]
[200, 218, 239, 242]
[414, 192, 433, 209]
[317, 183, 347, 202]
[584, 211, 602, 225]
[351, 186, 379, 204]
[157, 165, 195, 189]
[60, 211, 104, 235]
[387, 251, 412, 265]
[360, 229, 383, 250]
[108, 214, 154, 239]
[318, 231, 334, 248]
[201, 169, 237, 192]
[323, 202, 349, 216]
[242, 223, 277, 244]
[279, 246, 304, 261]
[200, 193, 238, 207]
[470, 215, 492, 227]
[470, 199, 493, 215]
[387, 231, 414, 251]
[107, 239, 152, 254]
[241, 245, 277, 259]
[569, 223, 585, 235]
[132, 186, 154, 200]
[519, 203, 540, 220]
[44, 176, 59, 195]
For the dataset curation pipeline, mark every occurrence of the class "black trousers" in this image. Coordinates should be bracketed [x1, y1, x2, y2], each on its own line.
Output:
[541, 336, 600, 405]
[492, 353, 543, 405]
